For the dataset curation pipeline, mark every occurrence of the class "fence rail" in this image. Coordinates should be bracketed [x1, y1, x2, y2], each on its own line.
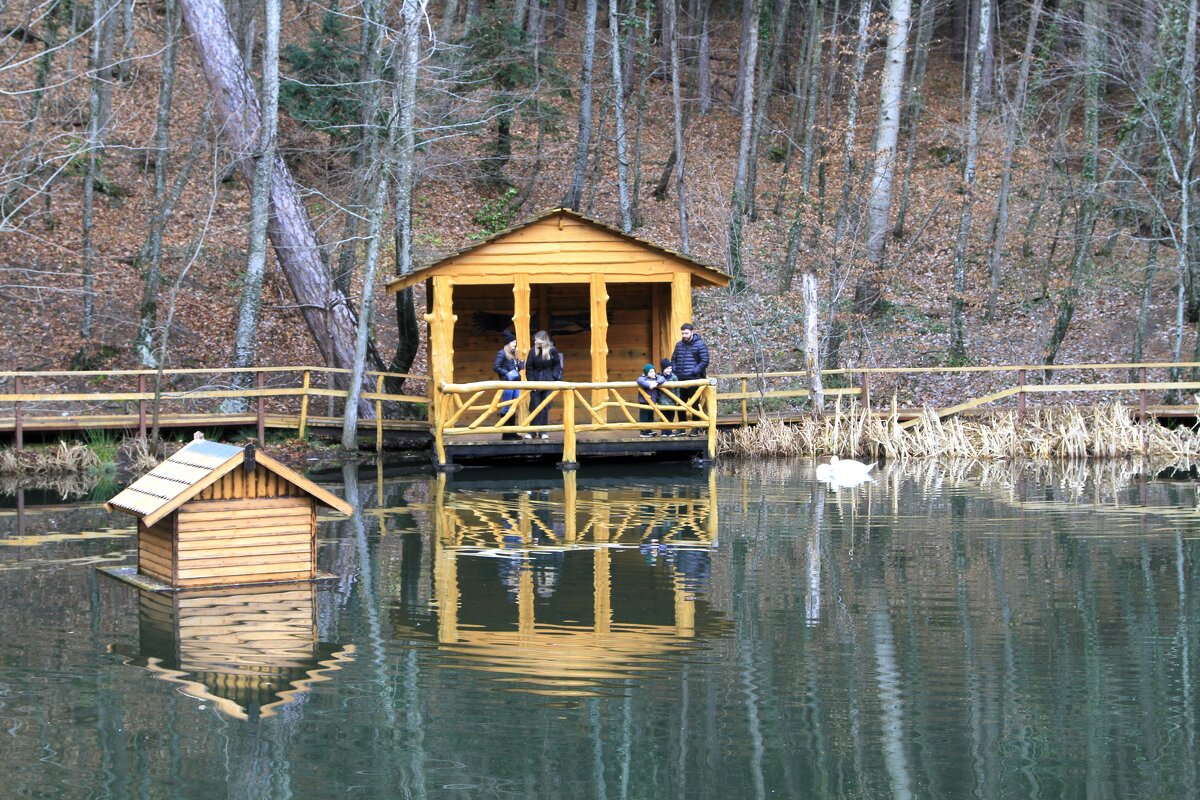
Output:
[433, 378, 718, 466]
[5, 363, 1200, 454]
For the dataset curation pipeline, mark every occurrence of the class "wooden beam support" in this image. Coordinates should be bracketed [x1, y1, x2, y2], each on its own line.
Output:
[590, 275, 609, 418]
[425, 276, 457, 433]
[669, 273, 692, 340]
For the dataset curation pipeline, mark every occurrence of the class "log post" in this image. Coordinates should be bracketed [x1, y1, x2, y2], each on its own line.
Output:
[706, 380, 718, 459]
[298, 369, 310, 438]
[860, 371, 871, 410]
[375, 373, 385, 452]
[560, 388, 578, 468]
[138, 374, 147, 438]
[1017, 369, 1026, 417]
[740, 377, 748, 424]
[13, 376, 22, 452]
[1139, 366, 1147, 423]
[589, 275, 609, 418]
[256, 371, 265, 443]
[434, 388, 448, 468]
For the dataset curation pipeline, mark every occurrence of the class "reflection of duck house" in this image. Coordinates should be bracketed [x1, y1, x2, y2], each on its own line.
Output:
[112, 584, 354, 721]
[104, 436, 353, 589]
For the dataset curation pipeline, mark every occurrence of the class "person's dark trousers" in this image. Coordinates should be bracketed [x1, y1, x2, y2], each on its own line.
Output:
[529, 389, 551, 428]
[676, 384, 698, 433]
[639, 407, 656, 436]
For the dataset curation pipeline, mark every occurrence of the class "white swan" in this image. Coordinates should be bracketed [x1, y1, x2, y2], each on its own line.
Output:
[815, 455, 876, 485]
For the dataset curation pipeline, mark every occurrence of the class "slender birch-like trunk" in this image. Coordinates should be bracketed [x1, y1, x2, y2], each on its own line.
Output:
[1042, 0, 1104, 371]
[855, 0, 912, 317]
[609, 0, 632, 231]
[949, 0, 989, 362]
[985, 0, 1043, 318]
[562, 0, 598, 210]
[390, 0, 429, 382]
[224, 0, 280, 414]
[822, 0, 871, 370]
[744, 0, 791, 222]
[665, 0, 689, 251]
[892, 0, 935, 237]
[727, 0, 761, 282]
[135, 0, 182, 367]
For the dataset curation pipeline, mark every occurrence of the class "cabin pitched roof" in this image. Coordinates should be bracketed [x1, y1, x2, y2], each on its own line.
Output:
[106, 438, 353, 526]
[385, 207, 732, 293]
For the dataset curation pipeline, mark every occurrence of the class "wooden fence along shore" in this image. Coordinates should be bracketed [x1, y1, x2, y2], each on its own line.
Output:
[3, 362, 1200, 465]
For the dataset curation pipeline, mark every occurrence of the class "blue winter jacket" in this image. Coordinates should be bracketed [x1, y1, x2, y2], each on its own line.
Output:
[671, 334, 710, 380]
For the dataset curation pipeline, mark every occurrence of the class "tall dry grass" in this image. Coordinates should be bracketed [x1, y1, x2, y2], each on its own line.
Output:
[720, 401, 1200, 460]
[0, 441, 101, 475]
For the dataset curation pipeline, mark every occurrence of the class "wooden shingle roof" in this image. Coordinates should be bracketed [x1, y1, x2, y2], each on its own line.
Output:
[106, 437, 353, 525]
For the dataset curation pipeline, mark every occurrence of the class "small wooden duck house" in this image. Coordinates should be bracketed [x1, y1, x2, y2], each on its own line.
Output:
[106, 435, 353, 589]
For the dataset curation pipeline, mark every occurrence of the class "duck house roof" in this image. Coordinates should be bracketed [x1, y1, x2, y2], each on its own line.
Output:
[105, 437, 353, 525]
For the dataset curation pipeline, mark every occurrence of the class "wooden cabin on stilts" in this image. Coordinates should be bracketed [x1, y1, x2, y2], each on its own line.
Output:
[386, 208, 731, 469]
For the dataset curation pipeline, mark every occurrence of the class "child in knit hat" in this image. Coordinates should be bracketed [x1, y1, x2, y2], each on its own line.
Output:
[636, 364, 665, 437]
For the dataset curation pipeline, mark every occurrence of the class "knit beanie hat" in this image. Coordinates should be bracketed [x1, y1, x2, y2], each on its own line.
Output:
[643, 364, 654, 374]
[660, 358, 673, 369]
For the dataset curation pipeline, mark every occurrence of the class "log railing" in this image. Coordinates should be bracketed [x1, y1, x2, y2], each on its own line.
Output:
[0, 367, 427, 451]
[7, 362, 1200, 454]
[711, 362, 1200, 425]
[434, 378, 718, 466]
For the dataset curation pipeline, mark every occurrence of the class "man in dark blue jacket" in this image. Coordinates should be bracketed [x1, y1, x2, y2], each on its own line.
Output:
[670, 323, 710, 435]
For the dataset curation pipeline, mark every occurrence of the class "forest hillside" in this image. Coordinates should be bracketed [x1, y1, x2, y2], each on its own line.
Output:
[1, 0, 1195, 393]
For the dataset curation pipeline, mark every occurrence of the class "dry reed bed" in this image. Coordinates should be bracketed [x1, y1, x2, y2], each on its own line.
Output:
[720, 402, 1200, 460]
[0, 436, 169, 478]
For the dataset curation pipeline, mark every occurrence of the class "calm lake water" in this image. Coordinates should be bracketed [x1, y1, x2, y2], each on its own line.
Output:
[1, 458, 1198, 799]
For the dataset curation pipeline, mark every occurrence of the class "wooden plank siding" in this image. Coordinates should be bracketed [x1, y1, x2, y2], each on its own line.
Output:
[138, 516, 176, 585]
[193, 464, 307, 503]
[173, 496, 315, 588]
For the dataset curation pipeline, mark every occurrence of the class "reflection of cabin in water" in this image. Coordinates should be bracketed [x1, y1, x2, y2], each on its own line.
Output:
[111, 584, 354, 721]
[386, 208, 730, 412]
[391, 468, 727, 695]
[105, 436, 353, 589]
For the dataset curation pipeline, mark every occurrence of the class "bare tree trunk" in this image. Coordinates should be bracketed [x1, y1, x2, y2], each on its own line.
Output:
[985, 0, 1043, 318]
[179, 0, 377, 390]
[697, 1, 712, 114]
[117, 0, 135, 80]
[81, 0, 115, 339]
[948, 0, 989, 363]
[732, 0, 753, 110]
[802, 272, 825, 414]
[609, 0, 633, 231]
[727, 0, 760, 282]
[822, 0, 870, 370]
[665, 0, 690, 251]
[1042, 0, 1104, 370]
[224, 0, 280, 415]
[391, 0, 429, 383]
[744, 0, 792, 222]
[778, 0, 824, 292]
[892, 0, 935, 238]
[135, 0, 183, 367]
[855, 0, 912, 317]
[563, 0, 599, 210]
[628, 0, 650, 227]
[342, 163, 391, 450]
[773, 0, 817, 217]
